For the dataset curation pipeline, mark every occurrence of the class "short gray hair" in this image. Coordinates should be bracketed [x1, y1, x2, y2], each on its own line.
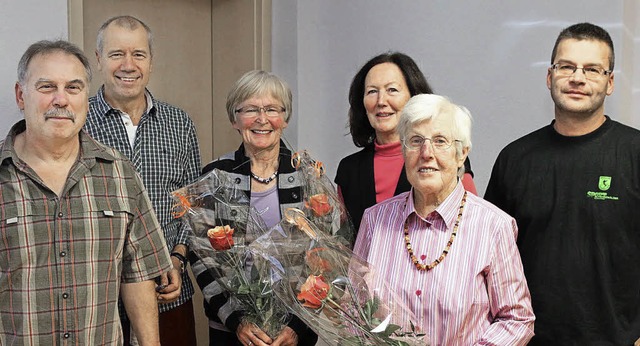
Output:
[18, 40, 91, 85]
[398, 94, 472, 178]
[226, 70, 293, 123]
[96, 15, 154, 57]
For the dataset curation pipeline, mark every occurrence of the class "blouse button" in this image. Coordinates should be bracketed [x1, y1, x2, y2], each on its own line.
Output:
[230, 210, 238, 216]
[291, 192, 298, 200]
[235, 178, 241, 184]
[288, 176, 294, 183]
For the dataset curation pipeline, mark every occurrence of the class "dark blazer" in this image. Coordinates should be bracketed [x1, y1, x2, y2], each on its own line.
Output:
[335, 145, 472, 233]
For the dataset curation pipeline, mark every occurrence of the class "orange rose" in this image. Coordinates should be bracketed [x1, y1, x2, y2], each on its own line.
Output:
[305, 194, 333, 217]
[297, 275, 330, 309]
[207, 225, 234, 251]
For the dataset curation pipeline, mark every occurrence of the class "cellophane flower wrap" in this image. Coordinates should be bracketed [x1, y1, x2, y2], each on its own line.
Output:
[171, 169, 289, 337]
[249, 208, 429, 345]
[293, 150, 354, 246]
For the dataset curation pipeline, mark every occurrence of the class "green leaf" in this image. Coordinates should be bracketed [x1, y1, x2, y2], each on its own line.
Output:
[385, 324, 402, 335]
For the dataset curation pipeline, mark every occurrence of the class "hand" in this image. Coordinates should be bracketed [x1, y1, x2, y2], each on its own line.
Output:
[635, 336, 640, 346]
[156, 257, 182, 303]
[236, 321, 273, 346]
[271, 326, 298, 346]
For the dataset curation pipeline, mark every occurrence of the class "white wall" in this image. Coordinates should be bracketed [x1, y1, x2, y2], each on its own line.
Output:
[273, 1, 640, 195]
[3, 1, 639, 196]
[0, 0, 69, 138]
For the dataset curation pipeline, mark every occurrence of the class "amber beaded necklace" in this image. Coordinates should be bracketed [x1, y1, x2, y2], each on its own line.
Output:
[404, 191, 467, 271]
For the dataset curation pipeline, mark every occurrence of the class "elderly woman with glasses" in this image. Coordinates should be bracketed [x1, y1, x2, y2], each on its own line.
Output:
[353, 94, 535, 345]
[193, 70, 317, 346]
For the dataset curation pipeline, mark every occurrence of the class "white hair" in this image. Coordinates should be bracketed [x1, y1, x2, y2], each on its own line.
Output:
[398, 94, 473, 177]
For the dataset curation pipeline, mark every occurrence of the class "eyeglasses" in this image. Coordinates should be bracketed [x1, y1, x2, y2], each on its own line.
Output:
[402, 135, 461, 151]
[234, 105, 285, 118]
[550, 63, 612, 80]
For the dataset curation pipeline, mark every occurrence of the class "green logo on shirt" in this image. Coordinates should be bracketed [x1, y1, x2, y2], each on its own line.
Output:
[587, 176, 618, 200]
[598, 176, 611, 191]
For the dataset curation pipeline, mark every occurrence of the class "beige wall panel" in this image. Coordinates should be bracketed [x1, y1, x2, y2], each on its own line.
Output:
[79, 0, 214, 163]
[211, 0, 271, 158]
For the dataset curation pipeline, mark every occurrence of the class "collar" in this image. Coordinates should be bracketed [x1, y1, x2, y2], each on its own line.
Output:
[374, 140, 403, 157]
[0, 120, 116, 166]
[234, 140, 296, 175]
[0, 120, 26, 165]
[79, 129, 117, 161]
[95, 86, 157, 119]
[404, 181, 465, 230]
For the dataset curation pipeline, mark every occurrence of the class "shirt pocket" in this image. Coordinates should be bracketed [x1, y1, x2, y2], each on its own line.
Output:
[67, 197, 135, 263]
[0, 203, 49, 273]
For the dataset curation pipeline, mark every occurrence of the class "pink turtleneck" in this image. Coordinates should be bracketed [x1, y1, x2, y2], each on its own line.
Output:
[373, 141, 404, 203]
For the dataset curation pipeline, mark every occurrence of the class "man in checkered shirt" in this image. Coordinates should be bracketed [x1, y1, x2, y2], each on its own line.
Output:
[0, 39, 172, 345]
[84, 15, 201, 345]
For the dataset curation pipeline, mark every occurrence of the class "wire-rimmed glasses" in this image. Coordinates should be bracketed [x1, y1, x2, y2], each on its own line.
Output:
[235, 105, 285, 118]
[402, 135, 461, 151]
[550, 63, 612, 80]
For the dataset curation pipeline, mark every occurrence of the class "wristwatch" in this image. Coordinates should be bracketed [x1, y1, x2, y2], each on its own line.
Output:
[170, 252, 188, 274]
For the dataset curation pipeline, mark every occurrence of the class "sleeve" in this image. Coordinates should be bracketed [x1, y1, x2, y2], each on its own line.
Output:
[121, 176, 173, 283]
[334, 158, 344, 184]
[189, 251, 246, 331]
[477, 217, 535, 345]
[483, 153, 506, 207]
[176, 118, 202, 247]
[190, 250, 317, 338]
[334, 157, 348, 195]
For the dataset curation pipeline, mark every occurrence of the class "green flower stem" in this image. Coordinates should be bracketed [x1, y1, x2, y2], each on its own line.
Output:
[322, 296, 377, 343]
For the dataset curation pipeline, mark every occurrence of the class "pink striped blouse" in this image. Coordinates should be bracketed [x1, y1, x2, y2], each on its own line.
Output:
[354, 182, 535, 345]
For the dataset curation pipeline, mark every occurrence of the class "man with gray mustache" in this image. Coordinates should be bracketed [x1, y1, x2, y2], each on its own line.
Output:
[0, 40, 172, 345]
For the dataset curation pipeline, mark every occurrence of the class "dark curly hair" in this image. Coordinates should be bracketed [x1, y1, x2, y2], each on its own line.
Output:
[348, 52, 433, 147]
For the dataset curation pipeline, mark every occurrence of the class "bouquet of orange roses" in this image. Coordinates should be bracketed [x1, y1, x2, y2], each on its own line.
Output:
[293, 150, 354, 246]
[171, 169, 289, 337]
[250, 208, 429, 346]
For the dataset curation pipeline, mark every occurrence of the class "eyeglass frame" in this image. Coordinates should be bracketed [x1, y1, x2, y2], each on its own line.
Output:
[402, 134, 462, 151]
[550, 63, 612, 80]
[234, 105, 286, 118]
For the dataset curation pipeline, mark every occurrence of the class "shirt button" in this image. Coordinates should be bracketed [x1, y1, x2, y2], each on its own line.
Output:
[288, 176, 294, 183]
[62, 293, 69, 299]
[230, 210, 238, 216]
[60, 251, 66, 257]
[63, 333, 70, 338]
[235, 178, 241, 184]
[291, 192, 298, 199]
[58, 212, 63, 218]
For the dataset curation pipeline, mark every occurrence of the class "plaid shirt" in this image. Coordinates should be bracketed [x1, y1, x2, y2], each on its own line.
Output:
[85, 87, 201, 313]
[0, 121, 172, 346]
